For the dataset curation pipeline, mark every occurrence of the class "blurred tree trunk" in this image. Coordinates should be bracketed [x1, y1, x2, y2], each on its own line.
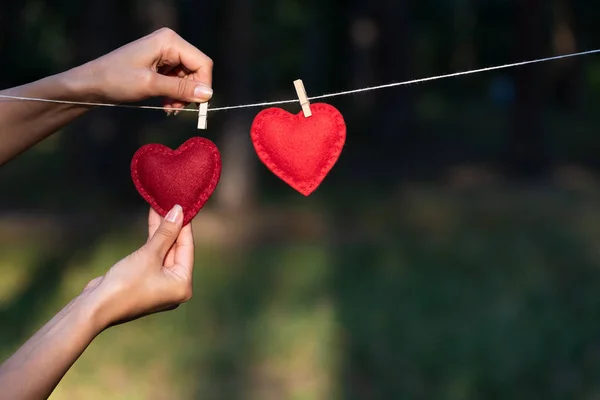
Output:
[452, 0, 476, 72]
[375, 0, 414, 183]
[63, 0, 141, 208]
[213, 0, 257, 215]
[552, 0, 580, 112]
[343, 0, 379, 183]
[510, 0, 546, 177]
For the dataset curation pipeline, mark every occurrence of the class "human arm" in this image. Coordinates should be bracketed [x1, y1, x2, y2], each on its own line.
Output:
[0, 27, 214, 165]
[0, 205, 194, 400]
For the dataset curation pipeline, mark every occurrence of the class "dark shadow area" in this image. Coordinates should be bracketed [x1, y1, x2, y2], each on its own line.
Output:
[328, 187, 600, 399]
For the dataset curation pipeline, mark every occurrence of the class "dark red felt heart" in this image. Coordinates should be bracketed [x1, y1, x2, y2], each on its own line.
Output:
[131, 137, 221, 226]
[250, 103, 346, 196]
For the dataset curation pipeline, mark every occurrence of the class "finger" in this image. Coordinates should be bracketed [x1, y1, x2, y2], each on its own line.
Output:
[173, 223, 195, 275]
[149, 205, 177, 266]
[164, 65, 190, 79]
[162, 71, 191, 113]
[157, 64, 176, 76]
[164, 245, 176, 267]
[157, 30, 214, 87]
[159, 67, 180, 115]
[147, 207, 162, 242]
[148, 73, 212, 104]
[164, 224, 194, 268]
[163, 94, 189, 112]
[163, 228, 180, 267]
[146, 204, 183, 260]
[164, 101, 188, 115]
[163, 99, 189, 114]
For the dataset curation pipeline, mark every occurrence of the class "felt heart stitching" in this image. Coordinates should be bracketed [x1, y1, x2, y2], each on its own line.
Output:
[131, 137, 222, 226]
[250, 103, 346, 196]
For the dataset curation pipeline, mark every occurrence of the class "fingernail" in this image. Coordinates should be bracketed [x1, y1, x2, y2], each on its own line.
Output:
[174, 110, 180, 116]
[165, 204, 182, 223]
[194, 84, 213, 100]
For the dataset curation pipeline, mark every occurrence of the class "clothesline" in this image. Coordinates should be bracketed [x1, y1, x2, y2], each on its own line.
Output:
[0, 48, 598, 113]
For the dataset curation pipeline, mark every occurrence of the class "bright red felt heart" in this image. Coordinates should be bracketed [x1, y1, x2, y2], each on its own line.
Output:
[131, 137, 222, 226]
[250, 103, 346, 196]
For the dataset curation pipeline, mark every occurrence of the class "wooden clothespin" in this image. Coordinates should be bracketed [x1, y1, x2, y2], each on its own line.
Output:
[293, 79, 312, 117]
[197, 102, 208, 129]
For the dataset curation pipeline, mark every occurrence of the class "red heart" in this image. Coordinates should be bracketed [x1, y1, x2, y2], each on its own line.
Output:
[250, 103, 346, 196]
[131, 137, 222, 226]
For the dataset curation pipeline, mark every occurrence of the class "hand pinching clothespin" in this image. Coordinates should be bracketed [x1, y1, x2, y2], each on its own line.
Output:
[197, 102, 208, 129]
[293, 79, 312, 118]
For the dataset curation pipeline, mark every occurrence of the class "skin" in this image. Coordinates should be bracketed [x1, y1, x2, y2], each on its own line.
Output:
[0, 27, 214, 165]
[0, 27, 212, 399]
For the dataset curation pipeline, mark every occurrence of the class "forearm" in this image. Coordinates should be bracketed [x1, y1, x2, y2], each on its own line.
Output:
[0, 292, 103, 400]
[0, 67, 96, 165]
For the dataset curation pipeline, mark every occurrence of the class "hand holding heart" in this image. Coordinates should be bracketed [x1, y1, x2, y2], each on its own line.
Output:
[83, 205, 194, 330]
[87, 98, 348, 330]
[0, 25, 352, 400]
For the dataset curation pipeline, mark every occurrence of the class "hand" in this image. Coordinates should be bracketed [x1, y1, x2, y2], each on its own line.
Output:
[85, 205, 194, 329]
[68, 27, 213, 113]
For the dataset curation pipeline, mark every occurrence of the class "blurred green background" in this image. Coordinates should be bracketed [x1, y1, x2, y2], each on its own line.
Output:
[3, 0, 600, 399]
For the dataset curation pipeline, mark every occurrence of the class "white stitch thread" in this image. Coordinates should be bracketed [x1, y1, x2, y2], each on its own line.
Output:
[1, 48, 598, 113]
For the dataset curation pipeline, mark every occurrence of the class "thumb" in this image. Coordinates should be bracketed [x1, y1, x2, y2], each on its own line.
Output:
[146, 204, 183, 259]
[149, 74, 213, 103]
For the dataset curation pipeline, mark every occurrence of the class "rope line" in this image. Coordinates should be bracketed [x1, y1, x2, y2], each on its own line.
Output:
[1, 48, 598, 113]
